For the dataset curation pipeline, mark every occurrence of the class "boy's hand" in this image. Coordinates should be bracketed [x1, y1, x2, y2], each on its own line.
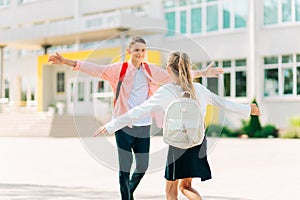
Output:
[48, 52, 65, 65]
[203, 61, 224, 77]
[94, 126, 108, 137]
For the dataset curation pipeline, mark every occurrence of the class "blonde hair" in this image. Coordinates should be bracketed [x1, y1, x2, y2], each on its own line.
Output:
[167, 51, 196, 99]
[128, 36, 146, 48]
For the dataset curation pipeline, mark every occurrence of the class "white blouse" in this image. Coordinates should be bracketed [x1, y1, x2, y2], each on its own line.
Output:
[105, 83, 251, 134]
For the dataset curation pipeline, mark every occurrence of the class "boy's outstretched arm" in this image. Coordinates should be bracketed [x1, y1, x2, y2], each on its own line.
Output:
[192, 61, 224, 78]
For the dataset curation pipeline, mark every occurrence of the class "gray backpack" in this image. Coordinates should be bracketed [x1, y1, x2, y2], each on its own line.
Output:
[163, 91, 204, 149]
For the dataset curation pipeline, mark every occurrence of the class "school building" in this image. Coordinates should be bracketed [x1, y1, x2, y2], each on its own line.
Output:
[0, 0, 300, 129]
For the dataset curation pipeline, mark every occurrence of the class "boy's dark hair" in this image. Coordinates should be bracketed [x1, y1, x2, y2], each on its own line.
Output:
[128, 36, 146, 48]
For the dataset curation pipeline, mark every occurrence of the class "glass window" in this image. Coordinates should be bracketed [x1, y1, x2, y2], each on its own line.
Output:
[236, 71, 247, 97]
[163, 0, 175, 9]
[223, 2, 231, 29]
[234, 0, 247, 28]
[78, 82, 85, 102]
[180, 0, 187, 6]
[207, 78, 218, 94]
[56, 72, 65, 93]
[296, 0, 300, 21]
[97, 81, 104, 92]
[283, 68, 293, 94]
[264, 0, 278, 25]
[282, 55, 293, 63]
[180, 11, 187, 34]
[193, 63, 202, 83]
[0, 0, 10, 7]
[296, 54, 300, 62]
[90, 81, 93, 101]
[282, 0, 292, 22]
[224, 73, 231, 96]
[222, 60, 231, 68]
[297, 67, 300, 94]
[207, 5, 218, 32]
[264, 56, 278, 64]
[236, 59, 247, 67]
[70, 82, 74, 102]
[191, 0, 202, 4]
[264, 69, 278, 96]
[191, 8, 202, 33]
[165, 12, 176, 36]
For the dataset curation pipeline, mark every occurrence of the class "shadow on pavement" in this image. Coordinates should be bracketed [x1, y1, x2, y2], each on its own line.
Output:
[0, 183, 251, 200]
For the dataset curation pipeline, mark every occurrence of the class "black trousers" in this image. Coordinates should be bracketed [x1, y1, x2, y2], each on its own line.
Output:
[115, 126, 150, 200]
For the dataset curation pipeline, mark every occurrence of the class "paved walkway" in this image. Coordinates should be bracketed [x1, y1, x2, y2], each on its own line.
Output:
[0, 137, 299, 200]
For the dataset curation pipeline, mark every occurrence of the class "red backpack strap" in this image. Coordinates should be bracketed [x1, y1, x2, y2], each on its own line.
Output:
[114, 62, 128, 105]
[143, 62, 152, 77]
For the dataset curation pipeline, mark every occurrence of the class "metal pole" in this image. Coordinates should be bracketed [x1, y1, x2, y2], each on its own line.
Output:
[0, 45, 6, 113]
[118, 28, 129, 62]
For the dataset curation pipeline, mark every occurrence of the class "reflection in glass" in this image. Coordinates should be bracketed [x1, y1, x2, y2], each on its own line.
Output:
[223, 2, 231, 29]
[56, 72, 65, 93]
[297, 0, 300, 21]
[297, 67, 300, 95]
[165, 12, 176, 36]
[283, 68, 293, 94]
[264, 56, 278, 64]
[222, 60, 231, 68]
[264, 0, 278, 25]
[207, 5, 218, 32]
[282, 0, 292, 22]
[78, 82, 85, 102]
[163, 0, 175, 9]
[236, 59, 247, 67]
[180, 11, 187, 33]
[224, 73, 231, 97]
[264, 69, 278, 96]
[191, 8, 202, 33]
[282, 55, 293, 63]
[208, 78, 218, 95]
[234, 0, 247, 28]
[236, 71, 247, 97]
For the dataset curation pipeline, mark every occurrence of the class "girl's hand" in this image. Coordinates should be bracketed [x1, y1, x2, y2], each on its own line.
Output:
[94, 126, 108, 137]
[250, 104, 260, 116]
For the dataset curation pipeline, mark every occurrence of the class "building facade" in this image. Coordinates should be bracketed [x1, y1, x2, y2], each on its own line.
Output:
[1, 0, 300, 129]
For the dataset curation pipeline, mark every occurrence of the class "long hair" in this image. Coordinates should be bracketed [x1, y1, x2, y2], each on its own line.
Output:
[167, 51, 196, 99]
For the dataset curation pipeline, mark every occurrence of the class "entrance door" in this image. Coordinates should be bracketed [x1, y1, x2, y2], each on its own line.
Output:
[67, 77, 96, 115]
[67, 77, 113, 119]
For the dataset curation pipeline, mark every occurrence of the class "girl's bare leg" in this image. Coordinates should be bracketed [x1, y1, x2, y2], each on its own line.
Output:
[165, 180, 179, 200]
[179, 178, 202, 200]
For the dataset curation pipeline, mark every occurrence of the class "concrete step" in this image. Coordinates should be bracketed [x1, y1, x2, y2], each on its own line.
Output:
[0, 111, 100, 137]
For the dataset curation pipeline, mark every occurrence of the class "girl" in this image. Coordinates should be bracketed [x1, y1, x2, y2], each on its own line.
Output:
[94, 51, 260, 200]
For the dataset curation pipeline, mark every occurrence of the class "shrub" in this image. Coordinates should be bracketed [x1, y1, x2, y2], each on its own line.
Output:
[282, 129, 299, 139]
[261, 124, 278, 138]
[281, 116, 300, 139]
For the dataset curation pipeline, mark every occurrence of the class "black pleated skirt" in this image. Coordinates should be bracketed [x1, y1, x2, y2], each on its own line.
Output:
[164, 137, 212, 181]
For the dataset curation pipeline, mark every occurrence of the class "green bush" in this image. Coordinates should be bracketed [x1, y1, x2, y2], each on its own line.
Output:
[281, 116, 300, 139]
[261, 125, 279, 138]
[289, 116, 300, 128]
[282, 129, 299, 139]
